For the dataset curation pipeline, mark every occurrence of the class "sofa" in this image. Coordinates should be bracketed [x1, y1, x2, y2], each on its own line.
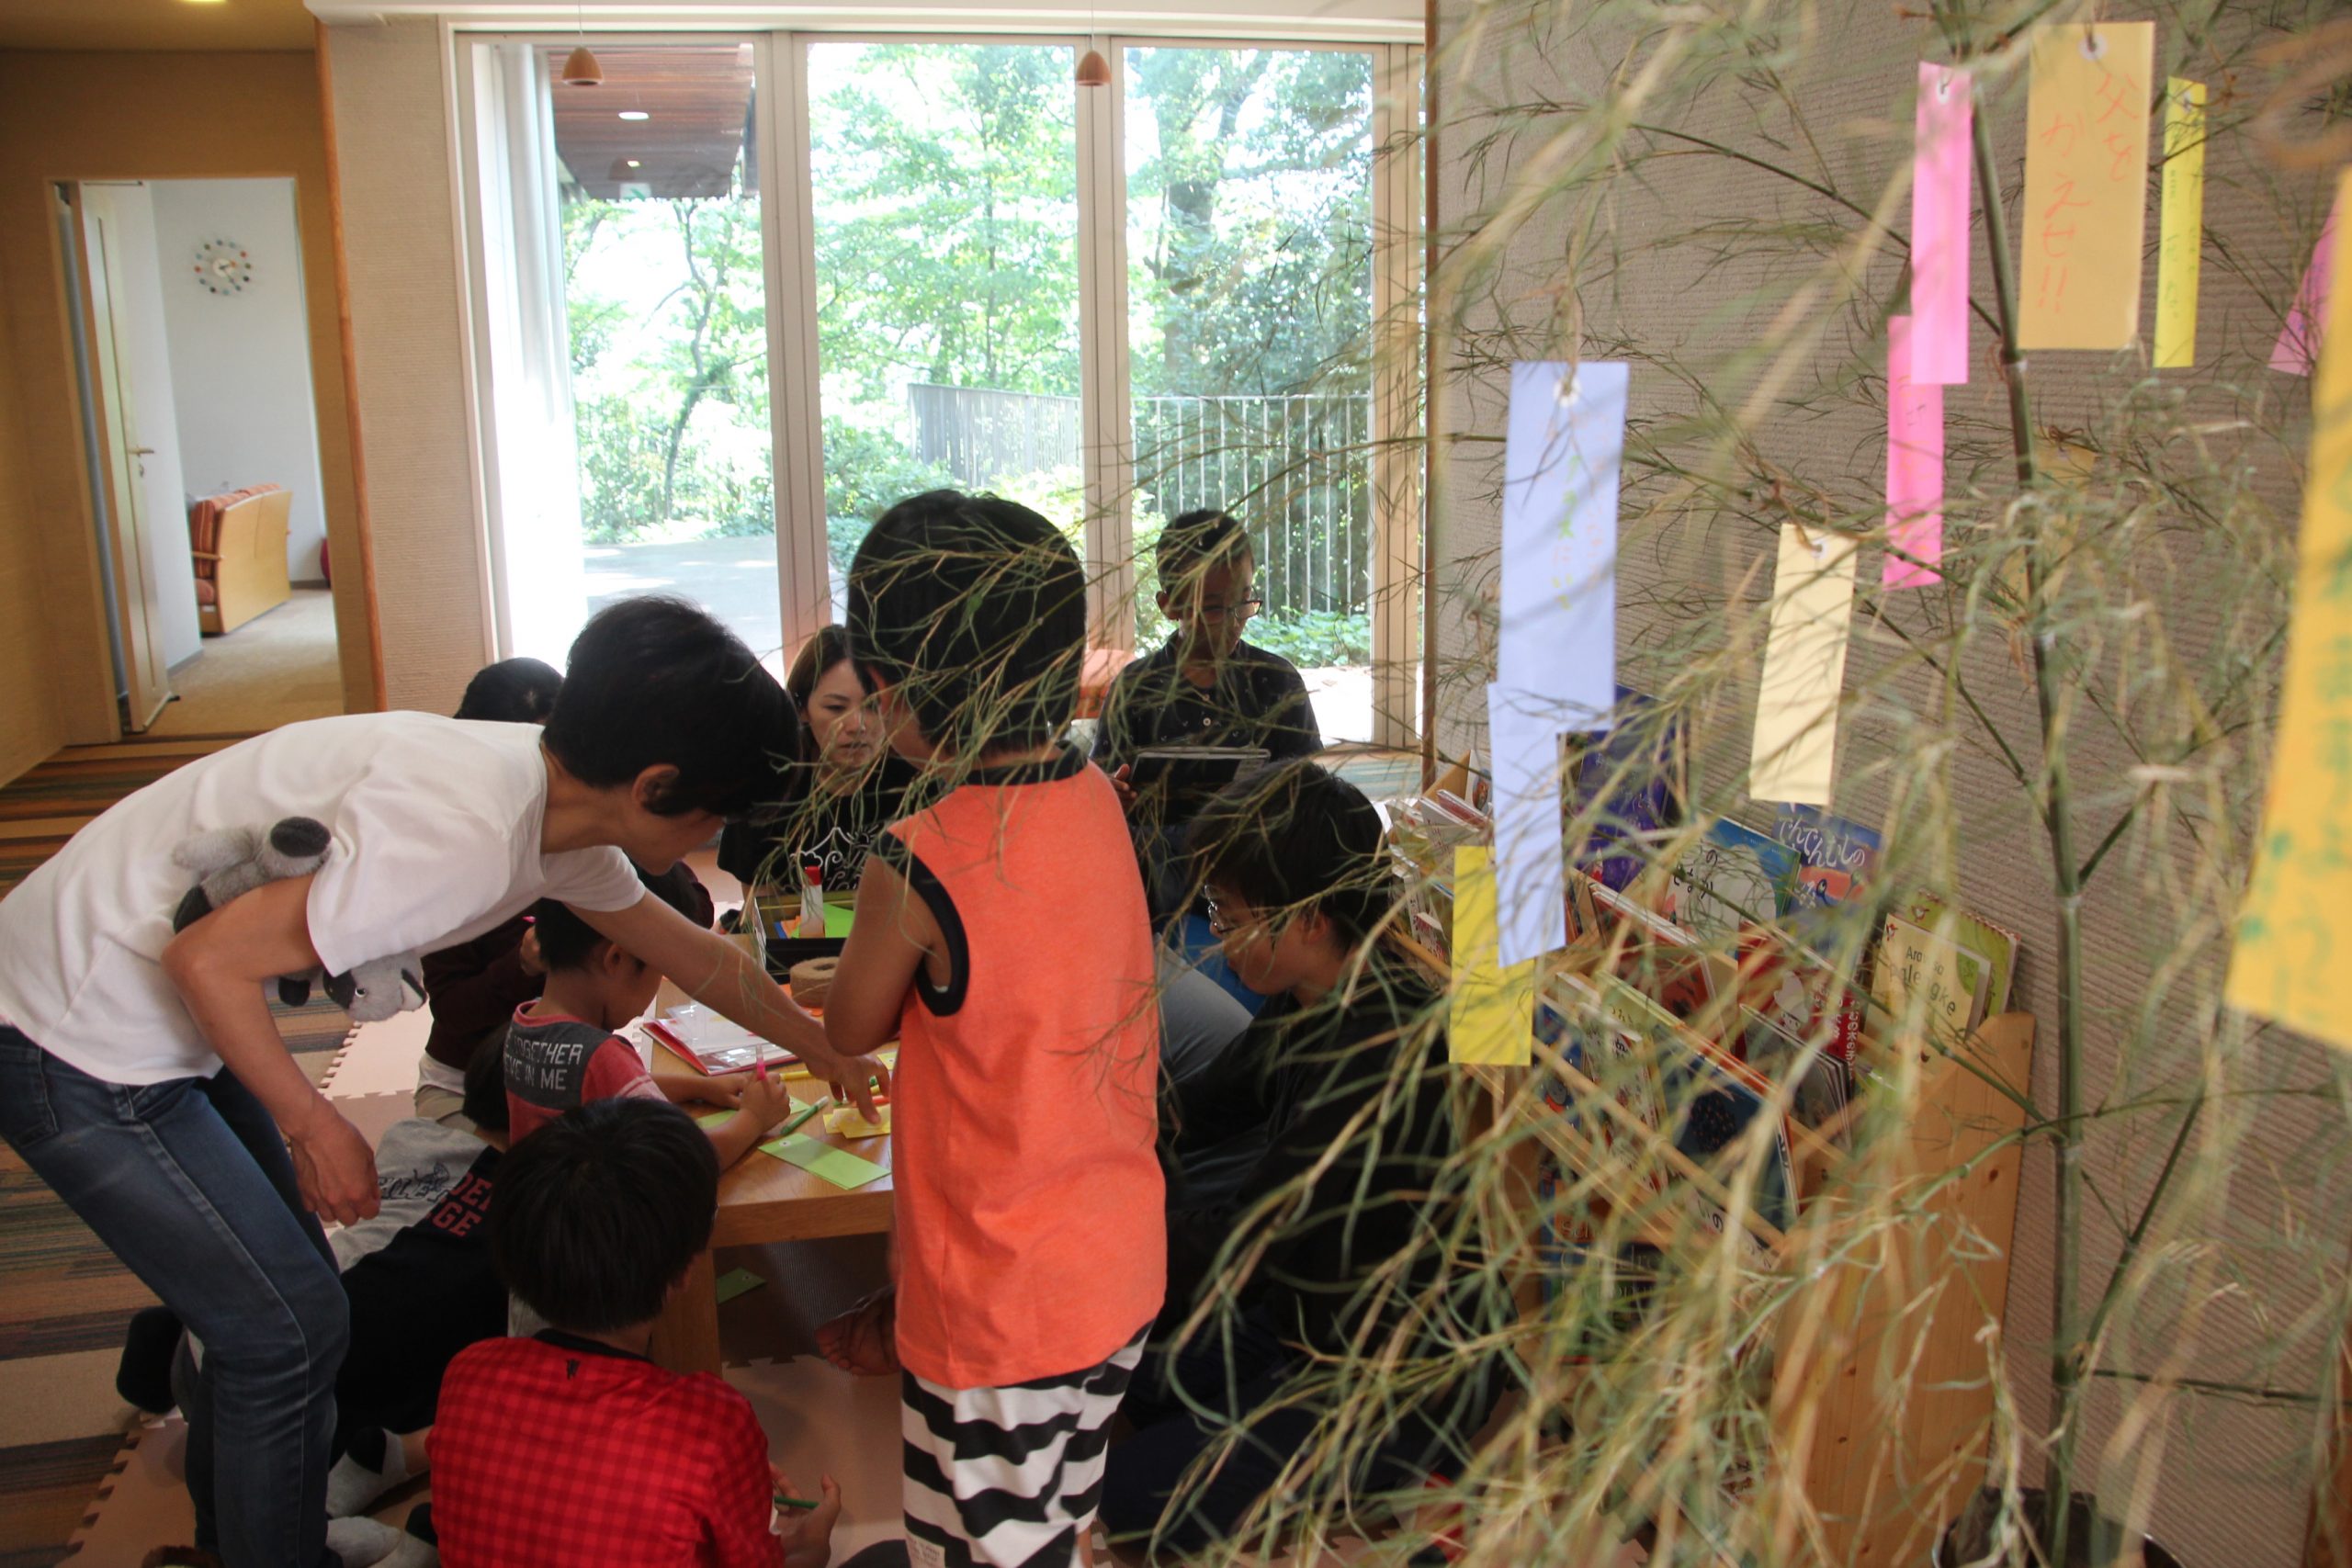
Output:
[187, 485, 292, 636]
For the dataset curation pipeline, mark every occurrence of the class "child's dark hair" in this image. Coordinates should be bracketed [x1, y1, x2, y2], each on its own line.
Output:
[489, 1098, 718, 1333]
[1155, 508, 1253, 590]
[531, 862, 711, 972]
[542, 596, 794, 818]
[461, 1032, 511, 1132]
[454, 657, 563, 724]
[1189, 760, 1394, 945]
[847, 490, 1085, 753]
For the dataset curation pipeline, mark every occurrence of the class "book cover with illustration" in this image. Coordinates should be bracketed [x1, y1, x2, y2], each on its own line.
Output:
[1568, 687, 1685, 892]
[1672, 818, 1800, 942]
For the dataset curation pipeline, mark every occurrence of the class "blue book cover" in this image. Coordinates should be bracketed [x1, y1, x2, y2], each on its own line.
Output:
[1568, 686, 1684, 891]
[1770, 804, 1882, 914]
[1672, 818, 1799, 942]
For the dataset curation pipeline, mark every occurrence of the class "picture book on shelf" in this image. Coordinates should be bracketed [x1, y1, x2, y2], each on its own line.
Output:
[1736, 1004, 1851, 1134]
[1660, 1034, 1799, 1247]
[1567, 687, 1685, 892]
[1897, 894, 2020, 1018]
[1870, 913, 1991, 1050]
[1670, 818, 1799, 942]
[1734, 926, 1868, 1075]
[1770, 805, 1882, 914]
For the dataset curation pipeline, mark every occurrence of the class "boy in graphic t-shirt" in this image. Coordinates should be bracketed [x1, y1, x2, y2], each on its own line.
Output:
[825, 491, 1165, 1568]
[0, 596, 887, 1568]
[503, 883, 796, 1168]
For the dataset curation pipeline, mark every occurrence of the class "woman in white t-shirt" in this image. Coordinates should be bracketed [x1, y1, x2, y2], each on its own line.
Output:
[0, 598, 889, 1568]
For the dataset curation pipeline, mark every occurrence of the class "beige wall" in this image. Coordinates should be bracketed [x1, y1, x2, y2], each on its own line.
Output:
[0, 297, 56, 785]
[1430, 5, 2335, 1563]
[0, 47, 379, 778]
[322, 17, 493, 716]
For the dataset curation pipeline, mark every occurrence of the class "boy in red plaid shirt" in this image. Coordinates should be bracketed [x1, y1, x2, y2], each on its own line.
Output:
[431, 1098, 852, 1568]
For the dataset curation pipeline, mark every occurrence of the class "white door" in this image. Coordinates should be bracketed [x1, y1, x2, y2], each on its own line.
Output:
[72, 183, 192, 730]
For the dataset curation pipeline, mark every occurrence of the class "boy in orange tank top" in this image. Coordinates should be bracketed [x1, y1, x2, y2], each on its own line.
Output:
[822, 491, 1166, 1568]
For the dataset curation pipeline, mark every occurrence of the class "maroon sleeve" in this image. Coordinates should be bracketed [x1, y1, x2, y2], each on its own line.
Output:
[421, 918, 542, 1071]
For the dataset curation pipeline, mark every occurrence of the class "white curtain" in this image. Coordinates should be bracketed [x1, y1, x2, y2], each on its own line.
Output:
[473, 41, 586, 664]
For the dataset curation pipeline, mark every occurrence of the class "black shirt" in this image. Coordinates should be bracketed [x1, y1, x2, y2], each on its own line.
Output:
[1166, 957, 1463, 1356]
[718, 757, 926, 894]
[1091, 637, 1323, 773]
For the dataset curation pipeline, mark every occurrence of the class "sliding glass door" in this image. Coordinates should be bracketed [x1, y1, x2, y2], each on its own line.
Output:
[461, 31, 1417, 739]
[807, 41, 1083, 618]
[1123, 46, 1376, 741]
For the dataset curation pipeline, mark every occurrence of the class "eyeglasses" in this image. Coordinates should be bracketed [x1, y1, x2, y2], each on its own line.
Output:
[1197, 597, 1263, 624]
[1204, 896, 1241, 938]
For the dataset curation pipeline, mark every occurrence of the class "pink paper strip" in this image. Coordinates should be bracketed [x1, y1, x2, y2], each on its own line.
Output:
[1910, 63, 1973, 386]
[2274, 187, 2341, 376]
[1883, 316, 1944, 588]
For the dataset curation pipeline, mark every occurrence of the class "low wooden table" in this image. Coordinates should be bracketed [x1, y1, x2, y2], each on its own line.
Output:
[648, 1089, 895, 1374]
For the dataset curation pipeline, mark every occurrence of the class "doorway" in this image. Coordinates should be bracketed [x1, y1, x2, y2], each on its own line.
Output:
[62, 176, 344, 739]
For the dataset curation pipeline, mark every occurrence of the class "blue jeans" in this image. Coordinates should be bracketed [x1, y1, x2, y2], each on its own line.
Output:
[0, 1027, 347, 1568]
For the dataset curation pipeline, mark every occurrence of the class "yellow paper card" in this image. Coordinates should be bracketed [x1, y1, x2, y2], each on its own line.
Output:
[1747, 525, 1860, 807]
[2154, 79, 2206, 368]
[2226, 168, 2352, 1052]
[1449, 845, 1536, 1065]
[2018, 22, 2154, 351]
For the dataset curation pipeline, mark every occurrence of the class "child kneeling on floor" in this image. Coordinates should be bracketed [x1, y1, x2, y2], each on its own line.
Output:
[434, 1097, 873, 1568]
[503, 872, 796, 1167]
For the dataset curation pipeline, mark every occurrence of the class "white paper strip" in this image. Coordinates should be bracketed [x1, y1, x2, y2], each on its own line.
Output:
[1498, 361, 1630, 728]
[1487, 682, 1567, 966]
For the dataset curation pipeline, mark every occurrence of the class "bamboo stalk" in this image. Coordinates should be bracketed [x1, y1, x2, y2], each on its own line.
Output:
[1970, 73, 2093, 1568]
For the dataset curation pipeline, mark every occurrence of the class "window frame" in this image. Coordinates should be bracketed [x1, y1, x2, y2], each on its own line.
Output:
[453, 24, 1422, 745]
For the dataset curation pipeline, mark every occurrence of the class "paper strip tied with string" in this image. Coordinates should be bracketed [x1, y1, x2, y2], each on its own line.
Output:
[2274, 185, 2342, 377]
[1883, 315, 1944, 588]
[2018, 22, 2155, 352]
[2226, 167, 2352, 1053]
[2154, 79, 2207, 369]
[1748, 525, 1860, 807]
[1448, 845, 1537, 1066]
[1909, 63, 1973, 386]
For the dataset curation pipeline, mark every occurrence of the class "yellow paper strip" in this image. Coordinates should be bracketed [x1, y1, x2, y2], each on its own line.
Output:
[1747, 526, 1860, 807]
[2154, 79, 2206, 368]
[2225, 167, 2352, 1052]
[2018, 22, 2155, 351]
[1449, 845, 1536, 1066]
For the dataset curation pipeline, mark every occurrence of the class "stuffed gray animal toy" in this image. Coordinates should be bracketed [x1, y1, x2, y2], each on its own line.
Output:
[171, 817, 427, 1023]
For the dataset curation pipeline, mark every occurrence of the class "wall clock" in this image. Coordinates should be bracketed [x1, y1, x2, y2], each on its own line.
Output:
[193, 238, 254, 296]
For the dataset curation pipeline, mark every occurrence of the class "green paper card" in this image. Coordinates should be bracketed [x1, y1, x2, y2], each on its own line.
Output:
[696, 1110, 734, 1128]
[715, 1268, 765, 1304]
[759, 1132, 886, 1190]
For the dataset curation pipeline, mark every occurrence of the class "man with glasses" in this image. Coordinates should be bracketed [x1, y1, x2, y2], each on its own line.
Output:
[1093, 507, 1322, 801]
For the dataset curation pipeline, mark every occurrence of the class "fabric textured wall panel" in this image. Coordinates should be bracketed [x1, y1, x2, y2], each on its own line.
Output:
[324, 18, 491, 714]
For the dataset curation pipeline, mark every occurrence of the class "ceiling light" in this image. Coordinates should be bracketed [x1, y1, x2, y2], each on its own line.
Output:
[561, 46, 603, 85]
[618, 110, 650, 120]
[1076, 49, 1112, 87]
[626, 159, 642, 168]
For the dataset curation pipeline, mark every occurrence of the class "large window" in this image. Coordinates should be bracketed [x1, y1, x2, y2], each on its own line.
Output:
[1125, 46, 1375, 740]
[809, 42, 1083, 618]
[461, 31, 1417, 739]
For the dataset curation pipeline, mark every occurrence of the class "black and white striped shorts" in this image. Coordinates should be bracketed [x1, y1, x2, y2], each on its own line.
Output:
[901, 1324, 1150, 1568]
